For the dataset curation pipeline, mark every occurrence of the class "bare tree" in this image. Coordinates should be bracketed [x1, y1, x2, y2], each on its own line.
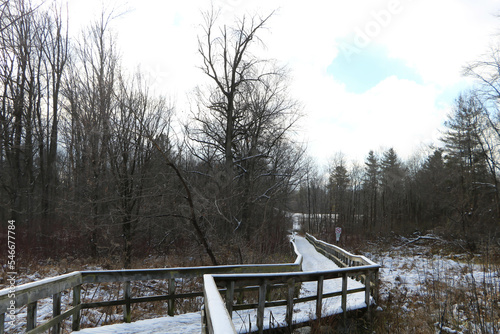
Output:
[189, 8, 304, 259]
[39, 4, 69, 219]
[62, 9, 119, 257]
[195, 8, 274, 173]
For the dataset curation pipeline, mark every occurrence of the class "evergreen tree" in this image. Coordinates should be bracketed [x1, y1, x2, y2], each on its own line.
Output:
[329, 160, 350, 225]
[363, 150, 379, 228]
[380, 148, 406, 229]
[414, 149, 450, 228]
[441, 92, 489, 235]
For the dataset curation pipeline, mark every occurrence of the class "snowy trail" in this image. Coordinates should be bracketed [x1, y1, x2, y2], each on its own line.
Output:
[74, 235, 366, 334]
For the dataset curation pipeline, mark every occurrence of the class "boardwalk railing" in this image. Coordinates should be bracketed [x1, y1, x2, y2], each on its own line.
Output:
[305, 233, 378, 268]
[0, 235, 379, 334]
[0, 246, 302, 334]
[202, 234, 380, 334]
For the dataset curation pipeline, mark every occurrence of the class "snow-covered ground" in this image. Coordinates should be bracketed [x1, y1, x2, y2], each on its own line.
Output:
[364, 241, 500, 333]
[367, 247, 498, 298]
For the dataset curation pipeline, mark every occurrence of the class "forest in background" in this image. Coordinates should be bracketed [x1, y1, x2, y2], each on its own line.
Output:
[1, 1, 500, 269]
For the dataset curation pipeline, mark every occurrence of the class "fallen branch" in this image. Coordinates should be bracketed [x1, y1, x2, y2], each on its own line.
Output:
[395, 234, 445, 249]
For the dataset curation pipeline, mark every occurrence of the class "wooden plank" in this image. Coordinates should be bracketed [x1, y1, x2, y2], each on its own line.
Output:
[286, 279, 295, 330]
[202, 275, 236, 334]
[365, 272, 371, 311]
[201, 308, 207, 334]
[72, 285, 81, 331]
[257, 280, 267, 334]
[316, 275, 324, 319]
[81, 263, 301, 284]
[342, 273, 347, 316]
[168, 278, 175, 316]
[226, 281, 234, 319]
[230, 286, 366, 313]
[81, 290, 206, 309]
[52, 292, 61, 334]
[27, 301, 37, 331]
[0, 312, 4, 334]
[123, 281, 131, 323]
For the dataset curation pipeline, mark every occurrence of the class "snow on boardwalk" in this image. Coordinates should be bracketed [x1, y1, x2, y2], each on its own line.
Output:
[74, 235, 366, 334]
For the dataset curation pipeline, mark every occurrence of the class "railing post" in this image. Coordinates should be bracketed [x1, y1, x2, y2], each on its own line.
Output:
[365, 271, 371, 311]
[0, 313, 5, 334]
[200, 307, 207, 334]
[52, 292, 62, 333]
[286, 279, 295, 331]
[257, 280, 267, 334]
[168, 278, 176, 316]
[226, 280, 235, 319]
[123, 281, 132, 323]
[316, 275, 324, 319]
[341, 272, 347, 318]
[72, 285, 81, 331]
[27, 301, 37, 331]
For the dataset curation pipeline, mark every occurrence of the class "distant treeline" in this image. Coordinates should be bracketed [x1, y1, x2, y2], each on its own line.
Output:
[294, 90, 500, 247]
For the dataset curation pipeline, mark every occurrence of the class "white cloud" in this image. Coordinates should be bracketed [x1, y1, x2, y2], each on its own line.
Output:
[63, 0, 500, 166]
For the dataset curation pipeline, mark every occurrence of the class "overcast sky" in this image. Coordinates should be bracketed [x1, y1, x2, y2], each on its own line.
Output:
[66, 0, 500, 166]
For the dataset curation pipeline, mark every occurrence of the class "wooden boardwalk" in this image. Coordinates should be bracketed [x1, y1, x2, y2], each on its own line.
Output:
[0, 234, 379, 334]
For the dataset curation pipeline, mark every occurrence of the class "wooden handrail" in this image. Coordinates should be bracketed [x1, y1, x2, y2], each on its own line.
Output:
[202, 275, 237, 334]
[205, 264, 380, 333]
[0, 241, 303, 333]
[306, 233, 377, 267]
[203, 234, 380, 334]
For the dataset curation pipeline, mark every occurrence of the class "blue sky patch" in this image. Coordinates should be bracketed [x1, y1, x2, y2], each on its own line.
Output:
[328, 43, 423, 94]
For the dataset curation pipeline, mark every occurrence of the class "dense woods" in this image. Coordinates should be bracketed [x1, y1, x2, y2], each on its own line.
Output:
[0, 2, 303, 267]
[1, 1, 500, 268]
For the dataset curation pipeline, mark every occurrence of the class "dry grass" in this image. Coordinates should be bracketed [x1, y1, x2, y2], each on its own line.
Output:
[369, 239, 500, 334]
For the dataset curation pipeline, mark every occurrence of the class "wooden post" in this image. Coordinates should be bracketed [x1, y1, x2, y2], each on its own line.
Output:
[316, 275, 324, 319]
[286, 279, 295, 331]
[72, 285, 81, 331]
[168, 278, 175, 316]
[52, 292, 62, 333]
[365, 272, 371, 311]
[123, 281, 132, 323]
[200, 308, 206, 334]
[341, 272, 347, 318]
[226, 281, 235, 319]
[257, 280, 267, 334]
[27, 301, 37, 331]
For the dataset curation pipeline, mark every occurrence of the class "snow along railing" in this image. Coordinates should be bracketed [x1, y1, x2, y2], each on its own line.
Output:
[306, 233, 379, 297]
[305, 233, 378, 268]
[0, 243, 303, 334]
[202, 236, 380, 334]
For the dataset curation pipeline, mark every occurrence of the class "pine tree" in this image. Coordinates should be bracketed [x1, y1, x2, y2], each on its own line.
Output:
[363, 150, 379, 228]
[441, 92, 489, 236]
[380, 148, 406, 229]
